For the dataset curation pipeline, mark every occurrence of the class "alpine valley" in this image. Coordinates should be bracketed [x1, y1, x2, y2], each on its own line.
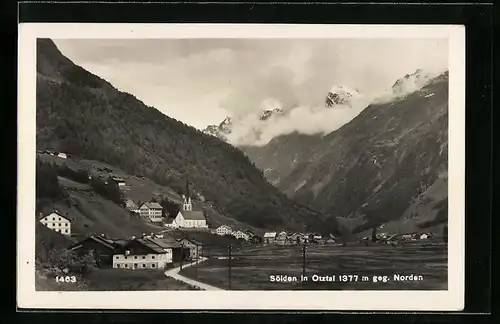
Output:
[35, 38, 350, 238]
[205, 69, 449, 235]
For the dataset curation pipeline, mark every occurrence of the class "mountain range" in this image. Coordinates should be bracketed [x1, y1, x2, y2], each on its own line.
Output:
[35, 38, 349, 236]
[241, 70, 449, 233]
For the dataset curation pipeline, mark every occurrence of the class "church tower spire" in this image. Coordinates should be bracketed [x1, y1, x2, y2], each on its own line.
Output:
[182, 165, 192, 211]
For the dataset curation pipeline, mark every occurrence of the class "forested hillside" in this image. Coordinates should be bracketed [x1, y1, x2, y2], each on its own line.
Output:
[36, 39, 348, 236]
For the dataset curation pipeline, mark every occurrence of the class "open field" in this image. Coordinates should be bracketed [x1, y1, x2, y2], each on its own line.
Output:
[180, 240, 447, 290]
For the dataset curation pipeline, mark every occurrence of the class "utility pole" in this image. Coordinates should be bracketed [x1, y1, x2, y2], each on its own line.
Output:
[228, 244, 232, 290]
[180, 243, 184, 270]
[302, 242, 307, 282]
[196, 244, 199, 279]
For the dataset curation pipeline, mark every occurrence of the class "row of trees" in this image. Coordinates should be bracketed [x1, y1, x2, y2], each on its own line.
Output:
[36, 158, 67, 200]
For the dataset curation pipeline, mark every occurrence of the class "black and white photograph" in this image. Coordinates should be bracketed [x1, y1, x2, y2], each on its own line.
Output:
[17, 24, 465, 311]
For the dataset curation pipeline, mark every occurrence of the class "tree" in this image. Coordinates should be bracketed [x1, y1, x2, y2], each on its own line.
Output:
[161, 197, 180, 218]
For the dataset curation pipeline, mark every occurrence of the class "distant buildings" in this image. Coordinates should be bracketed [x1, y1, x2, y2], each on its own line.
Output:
[110, 176, 126, 186]
[57, 152, 67, 159]
[125, 200, 140, 213]
[263, 232, 277, 245]
[39, 211, 71, 236]
[139, 202, 163, 223]
[215, 225, 233, 236]
[231, 230, 250, 241]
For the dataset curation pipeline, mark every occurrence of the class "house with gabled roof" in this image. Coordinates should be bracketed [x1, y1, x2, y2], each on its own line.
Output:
[112, 236, 183, 270]
[38, 211, 72, 236]
[177, 237, 203, 260]
[69, 234, 119, 267]
[139, 202, 163, 223]
[263, 232, 277, 245]
[231, 230, 250, 241]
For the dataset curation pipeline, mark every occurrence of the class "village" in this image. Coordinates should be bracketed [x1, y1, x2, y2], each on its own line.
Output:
[37, 150, 437, 276]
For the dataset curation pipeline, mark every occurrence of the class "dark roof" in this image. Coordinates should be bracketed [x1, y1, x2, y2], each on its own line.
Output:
[38, 210, 71, 222]
[181, 210, 206, 220]
[69, 235, 117, 251]
[142, 202, 163, 209]
[177, 237, 203, 246]
[146, 236, 182, 249]
[135, 238, 168, 253]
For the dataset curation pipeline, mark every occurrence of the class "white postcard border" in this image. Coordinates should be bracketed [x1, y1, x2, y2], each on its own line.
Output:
[17, 23, 465, 311]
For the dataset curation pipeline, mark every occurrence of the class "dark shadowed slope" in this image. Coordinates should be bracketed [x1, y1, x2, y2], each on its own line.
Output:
[280, 73, 448, 232]
[35, 39, 349, 236]
[242, 72, 448, 234]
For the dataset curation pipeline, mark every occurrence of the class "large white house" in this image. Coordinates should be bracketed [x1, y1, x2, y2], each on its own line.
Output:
[215, 225, 233, 236]
[164, 195, 208, 229]
[112, 237, 179, 270]
[39, 211, 71, 236]
[139, 202, 163, 222]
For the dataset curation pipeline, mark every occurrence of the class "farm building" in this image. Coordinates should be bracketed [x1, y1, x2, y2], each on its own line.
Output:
[177, 237, 203, 260]
[69, 235, 121, 268]
[263, 232, 277, 245]
[139, 202, 163, 223]
[244, 229, 256, 238]
[231, 230, 250, 241]
[38, 211, 71, 236]
[125, 200, 139, 213]
[276, 231, 288, 245]
[215, 225, 233, 236]
[57, 152, 67, 159]
[110, 176, 126, 186]
[112, 236, 183, 270]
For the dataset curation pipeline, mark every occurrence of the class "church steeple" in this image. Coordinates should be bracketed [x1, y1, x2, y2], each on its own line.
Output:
[182, 166, 192, 211]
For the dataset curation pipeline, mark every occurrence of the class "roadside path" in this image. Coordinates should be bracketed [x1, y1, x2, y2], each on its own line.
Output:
[164, 257, 225, 291]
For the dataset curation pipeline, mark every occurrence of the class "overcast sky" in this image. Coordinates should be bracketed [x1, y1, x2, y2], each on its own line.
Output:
[54, 38, 448, 130]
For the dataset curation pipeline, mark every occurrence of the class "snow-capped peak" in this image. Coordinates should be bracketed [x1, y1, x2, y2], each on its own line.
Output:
[325, 85, 361, 108]
[391, 69, 436, 97]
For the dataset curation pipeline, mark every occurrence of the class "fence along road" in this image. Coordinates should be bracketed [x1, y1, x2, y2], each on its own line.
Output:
[164, 257, 225, 291]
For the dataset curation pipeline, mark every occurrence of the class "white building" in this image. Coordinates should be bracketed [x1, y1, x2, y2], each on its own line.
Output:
[231, 230, 250, 241]
[164, 195, 208, 229]
[139, 202, 163, 222]
[39, 211, 71, 236]
[215, 225, 233, 236]
[112, 237, 179, 270]
[57, 153, 67, 159]
[419, 233, 430, 240]
[111, 176, 126, 186]
[263, 232, 277, 245]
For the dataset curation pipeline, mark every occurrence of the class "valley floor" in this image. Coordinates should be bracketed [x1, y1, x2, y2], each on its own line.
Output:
[179, 240, 448, 290]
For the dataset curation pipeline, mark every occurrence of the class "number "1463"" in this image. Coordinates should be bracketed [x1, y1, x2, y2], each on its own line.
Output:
[55, 276, 76, 283]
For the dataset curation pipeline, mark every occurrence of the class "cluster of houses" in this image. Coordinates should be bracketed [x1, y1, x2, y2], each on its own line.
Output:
[261, 231, 336, 245]
[68, 233, 203, 270]
[211, 226, 337, 246]
[211, 225, 261, 243]
[360, 232, 434, 243]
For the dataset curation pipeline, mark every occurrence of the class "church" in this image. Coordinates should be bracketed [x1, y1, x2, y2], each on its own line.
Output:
[164, 178, 208, 229]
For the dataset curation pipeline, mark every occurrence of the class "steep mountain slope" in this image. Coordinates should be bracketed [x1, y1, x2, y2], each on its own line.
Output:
[277, 72, 449, 233]
[241, 132, 323, 186]
[36, 39, 348, 236]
